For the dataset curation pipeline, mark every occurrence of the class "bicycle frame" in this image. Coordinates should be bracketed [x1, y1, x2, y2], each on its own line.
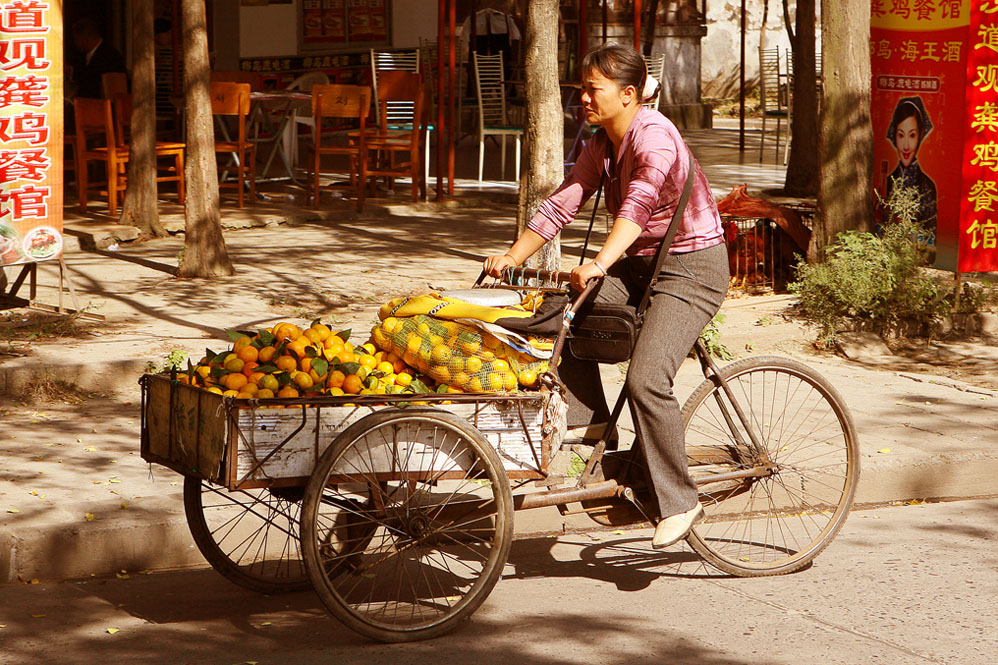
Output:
[479, 267, 776, 511]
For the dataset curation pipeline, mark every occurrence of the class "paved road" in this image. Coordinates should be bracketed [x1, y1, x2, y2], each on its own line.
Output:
[1, 498, 994, 665]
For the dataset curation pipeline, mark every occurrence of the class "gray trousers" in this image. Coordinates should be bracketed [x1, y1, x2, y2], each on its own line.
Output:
[560, 242, 729, 517]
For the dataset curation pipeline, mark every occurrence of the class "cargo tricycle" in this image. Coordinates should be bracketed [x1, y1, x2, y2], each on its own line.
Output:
[140, 267, 859, 643]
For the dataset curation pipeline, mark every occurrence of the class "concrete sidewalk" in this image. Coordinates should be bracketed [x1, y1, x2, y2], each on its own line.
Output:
[2, 128, 996, 584]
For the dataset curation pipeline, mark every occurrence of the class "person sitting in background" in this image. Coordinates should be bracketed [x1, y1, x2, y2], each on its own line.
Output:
[70, 17, 127, 99]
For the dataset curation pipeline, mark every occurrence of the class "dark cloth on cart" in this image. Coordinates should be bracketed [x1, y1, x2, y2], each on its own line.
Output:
[559, 244, 729, 518]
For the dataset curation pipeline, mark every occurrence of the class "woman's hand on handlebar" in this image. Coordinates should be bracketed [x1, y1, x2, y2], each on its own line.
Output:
[570, 262, 606, 292]
[483, 253, 518, 278]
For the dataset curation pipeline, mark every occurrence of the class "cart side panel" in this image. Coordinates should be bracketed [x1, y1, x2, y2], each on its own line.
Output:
[231, 397, 559, 483]
[141, 374, 228, 482]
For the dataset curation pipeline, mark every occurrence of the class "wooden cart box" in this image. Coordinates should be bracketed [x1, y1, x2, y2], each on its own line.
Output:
[140, 374, 565, 489]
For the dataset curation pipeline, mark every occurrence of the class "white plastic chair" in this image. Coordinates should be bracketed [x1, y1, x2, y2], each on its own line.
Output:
[642, 54, 665, 111]
[473, 52, 523, 182]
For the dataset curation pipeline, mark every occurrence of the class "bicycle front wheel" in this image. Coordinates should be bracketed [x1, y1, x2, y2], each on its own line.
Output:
[301, 408, 514, 643]
[682, 356, 859, 576]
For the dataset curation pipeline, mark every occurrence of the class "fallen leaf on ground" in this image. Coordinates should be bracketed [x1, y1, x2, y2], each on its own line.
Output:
[611, 530, 625, 535]
[260, 621, 272, 626]
[85, 513, 94, 522]
[106, 628, 119, 635]
[878, 448, 891, 454]
[29, 579, 39, 584]
[116, 571, 130, 579]
[31, 614, 46, 618]
[7, 508, 19, 513]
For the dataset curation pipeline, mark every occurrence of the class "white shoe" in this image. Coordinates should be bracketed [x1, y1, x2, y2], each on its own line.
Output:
[651, 503, 703, 549]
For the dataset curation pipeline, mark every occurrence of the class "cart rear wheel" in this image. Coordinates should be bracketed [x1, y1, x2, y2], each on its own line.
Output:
[301, 408, 513, 643]
[183, 478, 310, 593]
[682, 357, 859, 576]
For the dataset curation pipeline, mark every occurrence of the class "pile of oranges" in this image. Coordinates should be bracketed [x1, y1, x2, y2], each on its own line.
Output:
[174, 315, 550, 403]
[370, 313, 549, 393]
[175, 320, 428, 401]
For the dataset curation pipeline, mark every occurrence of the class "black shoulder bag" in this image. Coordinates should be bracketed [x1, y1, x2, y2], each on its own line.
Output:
[567, 149, 697, 363]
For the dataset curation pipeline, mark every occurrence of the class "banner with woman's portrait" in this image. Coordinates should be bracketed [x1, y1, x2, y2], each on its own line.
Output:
[871, 0, 998, 272]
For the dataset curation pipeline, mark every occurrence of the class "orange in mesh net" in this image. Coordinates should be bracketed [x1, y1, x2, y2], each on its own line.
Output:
[371, 314, 549, 393]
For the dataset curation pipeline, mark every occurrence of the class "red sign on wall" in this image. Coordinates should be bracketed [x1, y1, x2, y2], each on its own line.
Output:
[871, 0, 998, 272]
[0, 0, 63, 267]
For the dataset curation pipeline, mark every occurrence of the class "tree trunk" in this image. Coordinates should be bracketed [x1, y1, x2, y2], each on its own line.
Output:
[782, 0, 819, 197]
[517, 0, 563, 272]
[178, 0, 234, 277]
[642, 0, 660, 57]
[813, 0, 874, 260]
[119, 0, 167, 237]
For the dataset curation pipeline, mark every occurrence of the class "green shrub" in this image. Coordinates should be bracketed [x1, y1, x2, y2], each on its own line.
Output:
[789, 208, 946, 345]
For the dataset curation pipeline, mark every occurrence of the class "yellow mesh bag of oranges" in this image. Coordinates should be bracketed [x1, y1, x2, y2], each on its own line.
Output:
[371, 314, 550, 393]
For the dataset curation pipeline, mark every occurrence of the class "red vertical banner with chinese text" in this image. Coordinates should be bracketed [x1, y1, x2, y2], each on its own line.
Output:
[958, 1, 998, 271]
[0, 0, 64, 267]
[870, 0, 969, 270]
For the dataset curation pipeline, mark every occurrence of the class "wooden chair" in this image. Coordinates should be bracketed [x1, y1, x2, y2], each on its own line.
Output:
[73, 97, 128, 214]
[363, 70, 426, 201]
[473, 52, 523, 182]
[305, 84, 371, 210]
[110, 93, 186, 207]
[210, 82, 256, 207]
[74, 97, 187, 215]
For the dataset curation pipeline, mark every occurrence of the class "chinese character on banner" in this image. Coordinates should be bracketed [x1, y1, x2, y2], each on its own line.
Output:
[957, 1, 998, 271]
[871, 0, 998, 272]
[0, 0, 61, 268]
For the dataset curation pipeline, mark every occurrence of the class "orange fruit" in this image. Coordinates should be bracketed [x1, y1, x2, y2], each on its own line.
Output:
[275, 355, 297, 372]
[241, 382, 259, 396]
[381, 317, 399, 334]
[406, 334, 421, 354]
[465, 356, 483, 373]
[328, 386, 345, 396]
[323, 335, 345, 352]
[241, 360, 260, 377]
[460, 339, 481, 355]
[224, 356, 245, 373]
[376, 361, 394, 375]
[327, 370, 346, 388]
[300, 356, 313, 373]
[303, 329, 322, 345]
[452, 371, 470, 389]
[275, 324, 301, 343]
[256, 388, 275, 399]
[195, 365, 211, 380]
[224, 372, 248, 391]
[260, 374, 279, 391]
[222, 389, 239, 397]
[236, 391, 254, 399]
[430, 366, 451, 384]
[237, 345, 258, 363]
[293, 372, 314, 390]
[342, 374, 363, 395]
[311, 323, 332, 342]
[502, 372, 517, 391]
[468, 376, 484, 393]
[258, 345, 277, 363]
[493, 359, 510, 373]
[359, 354, 377, 370]
[485, 372, 504, 392]
[233, 336, 253, 351]
[517, 368, 538, 388]
[206, 386, 224, 395]
[277, 385, 300, 398]
[430, 344, 451, 365]
[248, 371, 266, 384]
[395, 372, 413, 388]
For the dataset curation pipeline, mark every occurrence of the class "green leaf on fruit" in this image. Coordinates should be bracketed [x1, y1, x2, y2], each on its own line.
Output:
[336, 329, 351, 342]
